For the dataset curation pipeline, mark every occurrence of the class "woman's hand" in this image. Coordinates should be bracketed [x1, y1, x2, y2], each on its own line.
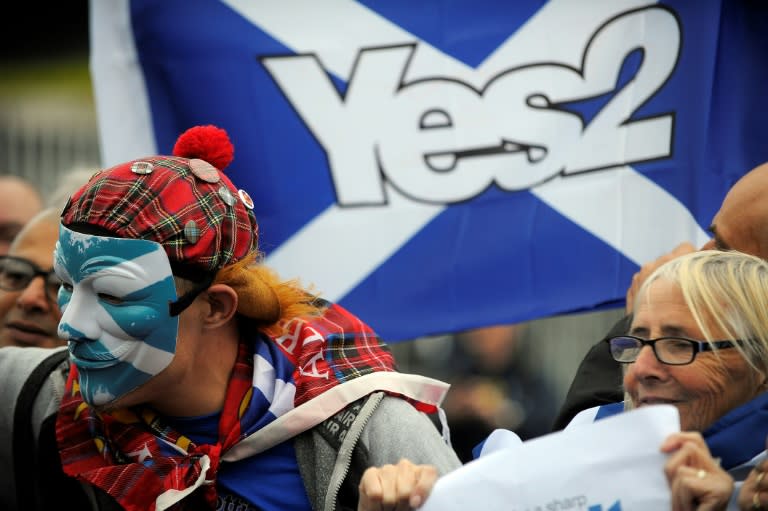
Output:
[661, 432, 732, 511]
[357, 459, 438, 511]
[737, 458, 768, 511]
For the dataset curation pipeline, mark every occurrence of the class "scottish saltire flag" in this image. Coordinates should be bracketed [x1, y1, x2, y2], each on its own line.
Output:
[89, 0, 768, 341]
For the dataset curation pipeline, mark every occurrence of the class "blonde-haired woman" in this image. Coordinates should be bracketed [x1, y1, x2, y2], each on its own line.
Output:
[568, 250, 768, 510]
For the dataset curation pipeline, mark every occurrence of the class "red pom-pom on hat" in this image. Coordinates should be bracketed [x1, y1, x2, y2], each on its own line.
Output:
[173, 125, 234, 171]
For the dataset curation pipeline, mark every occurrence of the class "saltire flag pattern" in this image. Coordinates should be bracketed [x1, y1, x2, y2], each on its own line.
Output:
[90, 0, 768, 341]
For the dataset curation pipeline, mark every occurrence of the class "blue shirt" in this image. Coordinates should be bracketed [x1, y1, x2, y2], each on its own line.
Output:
[165, 412, 313, 511]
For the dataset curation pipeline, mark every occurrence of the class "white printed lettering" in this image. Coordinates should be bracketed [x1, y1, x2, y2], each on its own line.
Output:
[262, 6, 680, 205]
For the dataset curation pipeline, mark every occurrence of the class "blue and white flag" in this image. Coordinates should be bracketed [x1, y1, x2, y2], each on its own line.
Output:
[90, 0, 768, 341]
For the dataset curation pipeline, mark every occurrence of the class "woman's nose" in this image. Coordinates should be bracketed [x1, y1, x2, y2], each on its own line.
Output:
[628, 344, 666, 379]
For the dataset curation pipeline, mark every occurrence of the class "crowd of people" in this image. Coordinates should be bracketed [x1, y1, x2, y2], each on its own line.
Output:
[0, 126, 460, 511]
[3, 125, 768, 511]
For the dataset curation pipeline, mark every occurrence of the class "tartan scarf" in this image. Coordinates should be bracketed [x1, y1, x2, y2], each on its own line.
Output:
[56, 303, 400, 511]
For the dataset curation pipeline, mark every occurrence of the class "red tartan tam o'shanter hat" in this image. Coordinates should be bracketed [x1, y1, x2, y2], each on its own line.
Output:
[60, 125, 258, 277]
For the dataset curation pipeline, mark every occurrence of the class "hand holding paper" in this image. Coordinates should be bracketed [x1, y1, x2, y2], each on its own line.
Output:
[421, 405, 680, 511]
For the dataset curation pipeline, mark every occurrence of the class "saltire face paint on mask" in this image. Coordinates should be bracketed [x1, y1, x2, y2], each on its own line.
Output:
[54, 225, 180, 406]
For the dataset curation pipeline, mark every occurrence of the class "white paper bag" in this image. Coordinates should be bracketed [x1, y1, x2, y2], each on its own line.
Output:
[422, 405, 680, 511]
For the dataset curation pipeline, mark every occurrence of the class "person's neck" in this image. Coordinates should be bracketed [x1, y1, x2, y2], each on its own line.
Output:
[151, 325, 241, 417]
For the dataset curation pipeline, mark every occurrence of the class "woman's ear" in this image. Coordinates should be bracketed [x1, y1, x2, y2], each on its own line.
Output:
[202, 284, 238, 329]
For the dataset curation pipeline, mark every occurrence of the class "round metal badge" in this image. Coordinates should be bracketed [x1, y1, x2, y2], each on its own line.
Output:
[184, 220, 200, 244]
[238, 189, 254, 209]
[189, 159, 221, 183]
[218, 185, 236, 206]
[130, 161, 154, 175]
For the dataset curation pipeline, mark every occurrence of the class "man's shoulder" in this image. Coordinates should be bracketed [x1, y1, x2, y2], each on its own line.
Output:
[0, 347, 67, 420]
[0, 346, 68, 388]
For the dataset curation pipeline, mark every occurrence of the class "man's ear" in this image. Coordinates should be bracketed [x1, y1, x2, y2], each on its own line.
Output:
[202, 284, 238, 329]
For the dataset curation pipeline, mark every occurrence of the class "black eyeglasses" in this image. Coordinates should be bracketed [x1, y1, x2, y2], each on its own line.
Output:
[0, 255, 62, 304]
[606, 335, 740, 366]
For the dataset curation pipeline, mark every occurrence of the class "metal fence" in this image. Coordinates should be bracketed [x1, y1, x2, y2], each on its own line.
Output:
[0, 98, 101, 197]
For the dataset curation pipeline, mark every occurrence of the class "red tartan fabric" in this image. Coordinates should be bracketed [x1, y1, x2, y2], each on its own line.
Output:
[56, 341, 255, 511]
[55, 303, 405, 511]
[274, 302, 439, 415]
[60, 154, 258, 274]
[273, 301, 400, 405]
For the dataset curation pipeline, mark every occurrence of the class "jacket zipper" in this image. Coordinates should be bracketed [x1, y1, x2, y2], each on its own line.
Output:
[324, 392, 384, 511]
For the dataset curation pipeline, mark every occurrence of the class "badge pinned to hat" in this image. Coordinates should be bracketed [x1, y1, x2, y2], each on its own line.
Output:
[61, 125, 260, 274]
[188, 159, 221, 183]
[238, 189, 255, 209]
